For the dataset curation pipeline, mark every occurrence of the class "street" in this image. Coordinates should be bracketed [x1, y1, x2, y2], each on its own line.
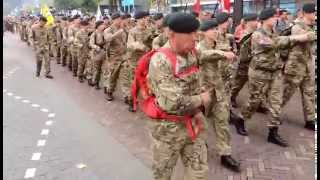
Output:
[3, 32, 315, 180]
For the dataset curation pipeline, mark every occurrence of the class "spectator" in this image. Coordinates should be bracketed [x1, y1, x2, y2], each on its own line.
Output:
[273, 9, 289, 34]
[234, 18, 245, 43]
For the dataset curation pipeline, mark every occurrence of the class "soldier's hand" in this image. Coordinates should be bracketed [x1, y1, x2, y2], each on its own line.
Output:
[200, 91, 211, 109]
[224, 51, 236, 62]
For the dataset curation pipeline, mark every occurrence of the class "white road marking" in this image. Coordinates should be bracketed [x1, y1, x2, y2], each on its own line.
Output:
[40, 108, 49, 112]
[22, 100, 30, 103]
[7, 92, 13, 96]
[45, 121, 53, 126]
[37, 140, 46, 147]
[24, 168, 36, 179]
[31, 104, 40, 108]
[76, 163, 87, 169]
[3, 89, 7, 93]
[31, 152, 42, 161]
[3, 76, 8, 79]
[40, 129, 49, 135]
[48, 113, 55, 118]
[14, 96, 22, 99]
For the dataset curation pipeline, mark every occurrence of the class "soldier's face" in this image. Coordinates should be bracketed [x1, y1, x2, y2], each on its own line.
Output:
[169, 31, 197, 54]
[304, 12, 316, 24]
[39, 21, 46, 27]
[205, 28, 218, 40]
[155, 19, 163, 28]
[247, 20, 258, 29]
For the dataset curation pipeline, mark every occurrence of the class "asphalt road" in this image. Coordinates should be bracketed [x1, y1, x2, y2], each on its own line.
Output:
[3, 32, 316, 180]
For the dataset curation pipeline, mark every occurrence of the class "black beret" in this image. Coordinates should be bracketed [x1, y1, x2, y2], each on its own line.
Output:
[80, 19, 89, 26]
[61, 16, 68, 21]
[121, 13, 131, 19]
[168, 13, 199, 33]
[153, 13, 163, 21]
[134, 11, 149, 19]
[111, 13, 121, 20]
[216, 12, 230, 24]
[199, 19, 218, 31]
[95, 20, 104, 29]
[243, 13, 258, 21]
[302, 3, 316, 13]
[39, 16, 47, 22]
[259, 8, 276, 20]
[103, 16, 109, 20]
[162, 14, 171, 27]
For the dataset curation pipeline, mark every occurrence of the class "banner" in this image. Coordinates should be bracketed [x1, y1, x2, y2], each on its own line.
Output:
[40, 4, 54, 26]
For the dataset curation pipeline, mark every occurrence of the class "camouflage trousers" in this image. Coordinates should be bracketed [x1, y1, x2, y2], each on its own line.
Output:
[49, 43, 57, 58]
[206, 89, 232, 156]
[119, 60, 135, 100]
[241, 70, 283, 127]
[60, 45, 68, 66]
[77, 50, 88, 77]
[231, 65, 269, 109]
[71, 49, 78, 74]
[282, 73, 315, 122]
[148, 114, 208, 180]
[35, 48, 51, 75]
[91, 59, 103, 85]
[55, 45, 61, 63]
[67, 46, 73, 70]
[103, 58, 123, 92]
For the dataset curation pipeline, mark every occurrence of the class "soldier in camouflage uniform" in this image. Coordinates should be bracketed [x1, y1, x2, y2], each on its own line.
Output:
[232, 8, 315, 146]
[66, 17, 74, 70]
[74, 19, 91, 83]
[84, 17, 96, 80]
[152, 14, 169, 49]
[103, 13, 127, 100]
[147, 13, 210, 180]
[55, 19, 63, 64]
[70, 15, 81, 76]
[197, 19, 241, 172]
[88, 20, 106, 89]
[282, 3, 317, 130]
[31, 16, 53, 79]
[121, 11, 153, 111]
[61, 17, 69, 66]
[48, 20, 58, 63]
[230, 14, 259, 108]
[20, 17, 28, 42]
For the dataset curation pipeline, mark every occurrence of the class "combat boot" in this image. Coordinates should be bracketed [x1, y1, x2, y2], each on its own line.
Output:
[232, 116, 248, 136]
[231, 96, 237, 108]
[267, 127, 288, 147]
[88, 79, 94, 86]
[105, 89, 113, 101]
[221, 155, 241, 172]
[128, 100, 135, 112]
[304, 120, 315, 131]
[45, 74, 54, 79]
[78, 76, 84, 83]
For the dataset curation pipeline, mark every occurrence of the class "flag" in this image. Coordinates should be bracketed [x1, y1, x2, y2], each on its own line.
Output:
[218, 0, 230, 13]
[96, 5, 102, 21]
[192, 0, 201, 14]
[40, 5, 54, 26]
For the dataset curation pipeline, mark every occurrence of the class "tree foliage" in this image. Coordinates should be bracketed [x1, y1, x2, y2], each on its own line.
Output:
[53, 0, 98, 12]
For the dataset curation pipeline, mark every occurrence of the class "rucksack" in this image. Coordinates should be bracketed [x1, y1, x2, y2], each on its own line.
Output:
[131, 48, 202, 141]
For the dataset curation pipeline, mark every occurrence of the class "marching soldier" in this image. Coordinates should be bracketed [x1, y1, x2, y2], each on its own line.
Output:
[122, 11, 153, 111]
[74, 19, 91, 83]
[232, 8, 314, 146]
[230, 13, 258, 107]
[61, 17, 69, 66]
[197, 19, 240, 172]
[282, 3, 317, 130]
[88, 20, 107, 88]
[152, 14, 170, 49]
[31, 16, 53, 79]
[103, 13, 127, 100]
[71, 15, 81, 76]
[145, 13, 211, 180]
[55, 19, 63, 64]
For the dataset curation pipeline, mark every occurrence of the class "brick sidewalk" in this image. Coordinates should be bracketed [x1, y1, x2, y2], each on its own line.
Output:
[93, 85, 315, 180]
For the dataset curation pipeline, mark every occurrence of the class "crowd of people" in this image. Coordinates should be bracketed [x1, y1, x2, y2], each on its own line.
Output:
[3, 3, 316, 179]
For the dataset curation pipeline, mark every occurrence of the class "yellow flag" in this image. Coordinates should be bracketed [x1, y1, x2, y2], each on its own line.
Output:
[40, 5, 54, 26]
